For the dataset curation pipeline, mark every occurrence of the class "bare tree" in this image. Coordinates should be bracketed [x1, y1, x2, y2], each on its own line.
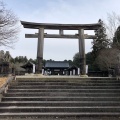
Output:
[106, 12, 120, 42]
[0, 1, 19, 47]
[96, 48, 120, 71]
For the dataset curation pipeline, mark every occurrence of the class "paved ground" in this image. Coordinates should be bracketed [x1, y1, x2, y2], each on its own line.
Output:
[16, 75, 113, 79]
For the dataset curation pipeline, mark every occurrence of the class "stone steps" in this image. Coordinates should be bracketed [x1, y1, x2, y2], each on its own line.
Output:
[0, 112, 120, 118]
[16, 77, 116, 81]
[7, 88, 120, 93]
[2, 96, 120, 101]
[11, 80, 120, 85]
[1, 106, 120, 112]
[1, 101, 120, 107]
[12, 82, 120, 86]
[0, 77, 120, 118]
[4, 92, 120, 97]
[9, 85, 120, 89]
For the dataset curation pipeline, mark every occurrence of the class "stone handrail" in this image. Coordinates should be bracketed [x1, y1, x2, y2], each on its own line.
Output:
[0, 76, 15, 101]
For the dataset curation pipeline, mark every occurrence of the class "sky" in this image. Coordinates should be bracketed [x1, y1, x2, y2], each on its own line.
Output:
[1, 0, 120, 61]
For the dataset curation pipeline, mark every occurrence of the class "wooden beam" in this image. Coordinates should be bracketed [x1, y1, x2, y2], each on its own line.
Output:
[25, 34, 96, 39]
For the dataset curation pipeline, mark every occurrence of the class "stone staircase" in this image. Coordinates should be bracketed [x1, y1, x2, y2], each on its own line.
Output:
[0, 77, 120, 119]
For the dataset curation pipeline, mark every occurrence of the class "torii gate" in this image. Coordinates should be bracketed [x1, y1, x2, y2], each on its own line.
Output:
[21, 21, 101, 75]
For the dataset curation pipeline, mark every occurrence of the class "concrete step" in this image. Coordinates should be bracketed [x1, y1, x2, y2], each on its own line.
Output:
[16, 79, 120, 82]
[16, 77, 116, 81]
[15, 80, 120, 83]
[0, 112, 120, 118]
[1, 106, 120, 113]
[4, 92, 120, 97]
[2, 96, 120, 101]
[7, 88, 120, 93]
[13, 82, 120, 86]
[1, 101, 120, 107]
[15, 81, 70, 85]
[0, 117, 119, 120]
[8, 85, 120, 89]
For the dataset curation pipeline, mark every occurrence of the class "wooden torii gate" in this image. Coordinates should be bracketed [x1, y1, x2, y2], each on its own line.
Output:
[21, 21, 101, 75]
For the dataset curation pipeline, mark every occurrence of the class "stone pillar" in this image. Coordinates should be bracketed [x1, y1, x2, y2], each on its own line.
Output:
[36, 27, 44, 74]
[78, 68, 80, 75]
[33, 64, 35, 73]
[59, 29, 64, 35]
[42, 69, 44, 75]
[78, 29, 86, 75]
[73, 69, 75, 75]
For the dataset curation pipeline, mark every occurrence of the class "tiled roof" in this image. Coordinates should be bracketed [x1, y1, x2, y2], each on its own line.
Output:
[45, 61, 69, 68]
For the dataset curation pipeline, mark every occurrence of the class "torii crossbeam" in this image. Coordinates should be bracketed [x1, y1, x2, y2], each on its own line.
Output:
[21, 21, 101, 75]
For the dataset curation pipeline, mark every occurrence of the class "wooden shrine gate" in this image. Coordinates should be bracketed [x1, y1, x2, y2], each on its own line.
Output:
[21, 21, 101, 75]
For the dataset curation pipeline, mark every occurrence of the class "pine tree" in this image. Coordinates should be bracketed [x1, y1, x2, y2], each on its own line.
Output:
[92, 19, 109, 58]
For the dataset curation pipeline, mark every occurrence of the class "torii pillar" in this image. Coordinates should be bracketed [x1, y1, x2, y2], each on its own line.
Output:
[79, 29, 86, 75]
[37, 28, 44, 74]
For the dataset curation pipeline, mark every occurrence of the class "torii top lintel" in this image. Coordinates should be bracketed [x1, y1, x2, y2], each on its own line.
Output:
[21, 21, 101, 30]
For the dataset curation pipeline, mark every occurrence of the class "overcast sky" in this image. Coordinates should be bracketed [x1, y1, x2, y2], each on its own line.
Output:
[2, 0, 120, 61]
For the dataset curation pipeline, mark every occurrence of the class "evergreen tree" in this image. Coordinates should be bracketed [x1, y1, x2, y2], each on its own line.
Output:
[72, 52, 99, 71]
[23, 56, 28, 63]
[29, 58, 37, 64]
[73, 52, 80, 67]
[64, 60, 73, 66]
[42, 59, 46, 66]
[86, 52, 100, 71]
[112, 26, 120, 49]
[10, 58, 15, 63]
[68, 60, 73, 66]
[92, 19, 109, 58]
[14, 57, 19, 63]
